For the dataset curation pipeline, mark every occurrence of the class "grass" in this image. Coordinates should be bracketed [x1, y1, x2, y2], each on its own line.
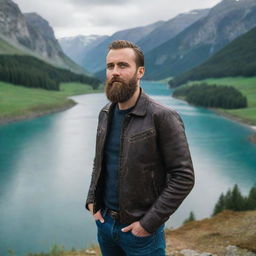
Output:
[0, 81, 103, 121]
[184, 76, 256, 125]
[165, 210, 256, 255]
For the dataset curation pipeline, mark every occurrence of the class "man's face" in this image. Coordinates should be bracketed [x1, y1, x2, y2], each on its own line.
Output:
[105, 48, 144, 103]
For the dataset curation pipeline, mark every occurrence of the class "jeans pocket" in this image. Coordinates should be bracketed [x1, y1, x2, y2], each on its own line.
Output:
[130, 231, 154, 240]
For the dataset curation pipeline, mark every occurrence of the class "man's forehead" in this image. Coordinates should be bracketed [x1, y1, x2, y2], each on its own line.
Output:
[106, 48, 136, 63]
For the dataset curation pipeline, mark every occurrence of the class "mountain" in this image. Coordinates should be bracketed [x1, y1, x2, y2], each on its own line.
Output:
[81, 21, 164, 73]
[0, 0, 87, 74]
[59, 34, 108, 65]
[144, 0, 256, 80]
[137, 9, 210, 53]
[169, 26, 256, 87]
[83, 9, 210, 76]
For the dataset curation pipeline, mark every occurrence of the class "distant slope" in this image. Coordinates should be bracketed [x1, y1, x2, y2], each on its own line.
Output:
[59, 35, 108, 66]
[81, 21, 164, 73]
[144, 0, 256, 80]
[137, 9, 210, 53]
[89, 8, 209, 79]
[24, 12, 88, 74]
[170, 26, 256, 87]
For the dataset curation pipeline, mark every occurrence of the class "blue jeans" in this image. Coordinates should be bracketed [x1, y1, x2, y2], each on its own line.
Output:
[95, 208, 166, 256]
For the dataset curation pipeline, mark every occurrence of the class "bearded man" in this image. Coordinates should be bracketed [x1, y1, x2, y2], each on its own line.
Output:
[85, 40, 195, 256]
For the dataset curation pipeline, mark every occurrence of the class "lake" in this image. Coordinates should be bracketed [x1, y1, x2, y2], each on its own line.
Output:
[0, 81, 256, 255]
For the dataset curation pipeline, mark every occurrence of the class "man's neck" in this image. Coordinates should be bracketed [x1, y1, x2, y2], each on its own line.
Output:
[118, 86, 140, 110]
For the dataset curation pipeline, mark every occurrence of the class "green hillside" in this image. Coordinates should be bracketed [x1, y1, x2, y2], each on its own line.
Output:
[173, 84, 247, 109]
[0, 55, 100, 91]
[182, 77, 256, 125]
[0, 36, 89, 75]
[169, 26, 256, 87]
[0, 81, 103, 123]
[0, 38, 24, 54]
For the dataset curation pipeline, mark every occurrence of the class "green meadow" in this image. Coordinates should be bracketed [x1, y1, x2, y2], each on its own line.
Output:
[0, 81, 103, 121]
[185, 77, 256, 125]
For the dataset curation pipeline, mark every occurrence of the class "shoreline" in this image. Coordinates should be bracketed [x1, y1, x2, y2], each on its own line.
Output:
[211, 108, 256, 144]
[0, 81, 104, 127]
[1, 92, 256, 144]
[0, 99, 76, 126]
[173, 95, 256, 144]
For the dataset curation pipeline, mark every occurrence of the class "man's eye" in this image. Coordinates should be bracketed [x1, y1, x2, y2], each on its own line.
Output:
[107, 65, 113, 69]
[120, 64, 126, 68]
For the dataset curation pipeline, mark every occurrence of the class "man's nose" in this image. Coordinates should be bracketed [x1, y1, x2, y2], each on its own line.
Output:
[112, 66, 120, 76]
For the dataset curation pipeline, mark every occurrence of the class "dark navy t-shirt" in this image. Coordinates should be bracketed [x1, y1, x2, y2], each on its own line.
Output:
[103, 104, 134, 211]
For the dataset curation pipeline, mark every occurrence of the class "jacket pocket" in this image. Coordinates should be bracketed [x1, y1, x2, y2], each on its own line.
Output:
[128, 128, 155, 143]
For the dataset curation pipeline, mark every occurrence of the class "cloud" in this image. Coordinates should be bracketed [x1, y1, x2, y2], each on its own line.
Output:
[13, 0, 221, 38]
[68, 0, 130, 6]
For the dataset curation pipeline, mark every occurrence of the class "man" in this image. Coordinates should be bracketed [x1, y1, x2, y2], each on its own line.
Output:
[85, 40, 194, 256]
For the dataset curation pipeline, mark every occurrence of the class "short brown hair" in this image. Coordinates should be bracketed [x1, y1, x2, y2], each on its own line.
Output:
[108, 40, 144, 67]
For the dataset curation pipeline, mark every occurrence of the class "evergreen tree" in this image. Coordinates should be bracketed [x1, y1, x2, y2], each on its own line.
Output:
[0, 55, 100, 91]
[246, 186, 256, 210]
[183, 211, 196, 224]
[228, 184, 245, 211]
[212, 193, 226, 216]
[212, 184, 256, 216]
[173, 84, 247, 109]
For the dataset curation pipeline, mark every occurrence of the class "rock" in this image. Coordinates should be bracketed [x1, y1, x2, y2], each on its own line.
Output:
[179, 249, 216, 256]
[85, 248, 97, 255]
[225, 245, 256, 256]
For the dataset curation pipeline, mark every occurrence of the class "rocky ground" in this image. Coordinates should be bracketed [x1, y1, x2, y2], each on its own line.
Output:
[165, 210, 256, 256]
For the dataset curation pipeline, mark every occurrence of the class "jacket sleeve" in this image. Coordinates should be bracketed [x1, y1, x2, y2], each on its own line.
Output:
[85, 156, 96, 211]
[139, 109, 195, 233]
[84, 110, 103, 212]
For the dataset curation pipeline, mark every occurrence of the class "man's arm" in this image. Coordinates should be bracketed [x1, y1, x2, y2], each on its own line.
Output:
[139, 110, 195, 233]
[85, 109, 104, 212]
[85, 156, 96, 211]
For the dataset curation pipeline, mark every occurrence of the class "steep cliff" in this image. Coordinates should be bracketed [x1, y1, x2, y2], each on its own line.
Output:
[0, 0, 87, 74]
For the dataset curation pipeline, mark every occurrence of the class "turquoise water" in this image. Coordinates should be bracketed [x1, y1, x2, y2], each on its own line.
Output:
[0, 81, 255, 255]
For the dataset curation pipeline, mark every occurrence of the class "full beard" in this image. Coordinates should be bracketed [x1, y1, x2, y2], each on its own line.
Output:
[105, 74, 138, 103]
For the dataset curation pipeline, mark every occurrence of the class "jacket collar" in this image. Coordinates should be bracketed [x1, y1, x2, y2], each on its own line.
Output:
[102, 87, 148, 117]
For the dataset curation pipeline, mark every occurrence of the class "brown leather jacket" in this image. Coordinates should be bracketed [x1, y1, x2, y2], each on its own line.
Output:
[85, 88, 194, 233]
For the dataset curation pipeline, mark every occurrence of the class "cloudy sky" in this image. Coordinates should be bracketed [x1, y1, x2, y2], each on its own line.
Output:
[14, 0, 221, 39]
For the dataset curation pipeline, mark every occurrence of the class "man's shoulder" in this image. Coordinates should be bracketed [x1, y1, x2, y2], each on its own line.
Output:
[145, 94, 184, 129]
[101, 102, 112, 112]
[93, 102, 112, 122]
[146, 93, 180, 119]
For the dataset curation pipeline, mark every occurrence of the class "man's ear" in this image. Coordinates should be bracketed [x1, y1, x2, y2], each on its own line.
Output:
[137, 67, 145, 79]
